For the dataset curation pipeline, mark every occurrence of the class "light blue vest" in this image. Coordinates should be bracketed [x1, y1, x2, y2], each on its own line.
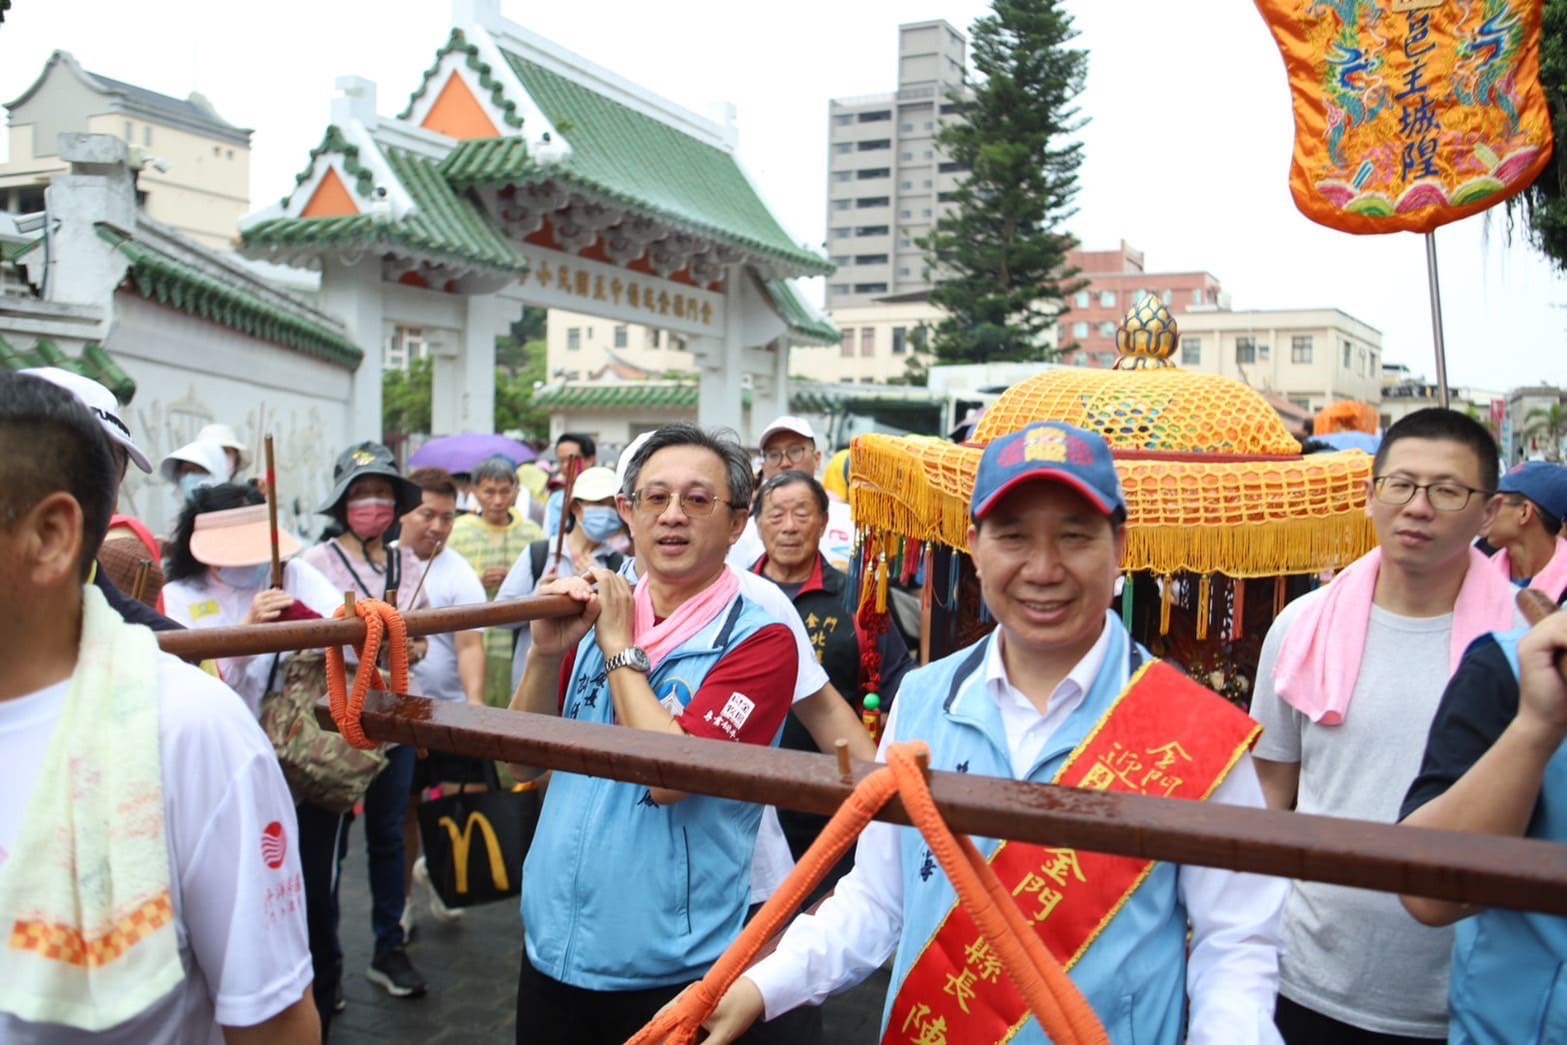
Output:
[1446, 628, 1567, 1043]
[521, 592, 780, 991]
[883, 623, 1191, 1044]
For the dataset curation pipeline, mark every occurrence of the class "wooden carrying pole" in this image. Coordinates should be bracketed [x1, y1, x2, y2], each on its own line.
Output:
[323, 690, 1567, 916]
[265, 435, 283, 589]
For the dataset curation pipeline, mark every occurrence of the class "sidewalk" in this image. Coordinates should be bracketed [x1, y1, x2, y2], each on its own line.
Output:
[330, 817, 891, 1042]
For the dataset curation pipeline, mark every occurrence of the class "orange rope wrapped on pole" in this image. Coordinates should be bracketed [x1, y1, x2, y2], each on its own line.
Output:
[324, 598, 410, 751]
[628, 743, 1107, 1045]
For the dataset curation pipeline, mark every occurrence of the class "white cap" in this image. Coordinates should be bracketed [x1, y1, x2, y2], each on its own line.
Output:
[759, 415, 815, 448]
[159, 439, 231, 485]
[615, 431, 656, 489]
[196, 423, 250, 472]
[570, 465, 621, 503]
[20, 366, 152, 473]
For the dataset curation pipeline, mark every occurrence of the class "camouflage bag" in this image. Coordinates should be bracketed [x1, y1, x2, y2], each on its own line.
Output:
[259, 651, 387, 813]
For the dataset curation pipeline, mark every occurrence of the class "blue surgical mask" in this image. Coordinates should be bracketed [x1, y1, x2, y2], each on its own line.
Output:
[215, 564, 270, 590]
[178, 472, 217, 503]
[579, 506, 623, 542]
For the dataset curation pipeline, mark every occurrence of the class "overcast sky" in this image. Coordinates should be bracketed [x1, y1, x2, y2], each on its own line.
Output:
[3, 0, 1564, 392]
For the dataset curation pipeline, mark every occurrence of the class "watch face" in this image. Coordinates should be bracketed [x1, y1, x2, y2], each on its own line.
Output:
[628, 647, 651, 672]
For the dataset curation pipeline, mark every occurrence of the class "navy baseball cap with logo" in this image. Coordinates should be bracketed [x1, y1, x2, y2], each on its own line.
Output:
[970, 421, 1126, 521]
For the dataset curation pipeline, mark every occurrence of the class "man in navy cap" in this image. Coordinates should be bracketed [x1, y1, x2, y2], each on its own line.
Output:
[1483, 461, 1567, 599]
[700, 421, 1286, 1045]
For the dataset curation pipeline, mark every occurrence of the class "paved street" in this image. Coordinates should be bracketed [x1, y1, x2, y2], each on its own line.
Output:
[331, 817, 890, 1043]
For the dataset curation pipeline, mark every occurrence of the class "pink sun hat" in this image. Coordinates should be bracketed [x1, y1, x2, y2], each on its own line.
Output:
[190, 504, 300, 567]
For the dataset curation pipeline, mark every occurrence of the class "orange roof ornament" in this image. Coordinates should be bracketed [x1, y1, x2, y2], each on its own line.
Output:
[1255, 0, 1553, 236]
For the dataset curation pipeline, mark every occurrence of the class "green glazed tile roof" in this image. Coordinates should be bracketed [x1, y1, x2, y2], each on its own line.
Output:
[398, 29, 525, 130]
[441, 53, 830, 277]
[244, 130, 528, 276]
[762, 280, 839, 345]
[532, 382, 708, 412]
[1, 236, 40, 263]
[0, 334, 137, 403]
[100, 225, 364, 368]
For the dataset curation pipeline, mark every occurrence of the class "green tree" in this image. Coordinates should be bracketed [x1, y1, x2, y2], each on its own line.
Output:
[920, 0, 1088, 364]
[1524, 401, 1567, 460]
[495, 338, 550, 439]
[382, 356, 431, 436]
[1506, 0, 1567, 269]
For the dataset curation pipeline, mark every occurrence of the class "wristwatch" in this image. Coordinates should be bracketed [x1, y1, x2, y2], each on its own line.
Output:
[605, 646, 652, 674]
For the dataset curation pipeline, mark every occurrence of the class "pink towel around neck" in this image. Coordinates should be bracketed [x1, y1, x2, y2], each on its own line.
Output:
[632, 566, 741, 669]
[1274, 546, 1518, 725]
[1490, 536, 1567, 603]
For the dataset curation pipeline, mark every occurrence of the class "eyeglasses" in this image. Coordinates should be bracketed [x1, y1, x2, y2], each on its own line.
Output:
[762, 444, 812, 467]
[1372, 476, 1492, 512]
[630, 488, 737, 517]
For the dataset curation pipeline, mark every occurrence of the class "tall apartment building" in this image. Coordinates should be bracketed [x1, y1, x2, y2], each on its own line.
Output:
[825, 20, 968, 310]
[1058, 241, 1225, 368]
[1, 51, 252, 250]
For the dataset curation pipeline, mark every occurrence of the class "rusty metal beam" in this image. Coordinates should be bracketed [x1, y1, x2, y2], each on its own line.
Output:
[156, 594, 582, 660]
[332, 691, 1567, 916]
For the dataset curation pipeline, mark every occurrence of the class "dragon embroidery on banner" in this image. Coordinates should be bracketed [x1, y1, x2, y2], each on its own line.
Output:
[1256, 0, 1552, 234]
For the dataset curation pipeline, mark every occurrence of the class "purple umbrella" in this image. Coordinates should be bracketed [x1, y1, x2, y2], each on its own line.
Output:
[407, 433, 538, 474]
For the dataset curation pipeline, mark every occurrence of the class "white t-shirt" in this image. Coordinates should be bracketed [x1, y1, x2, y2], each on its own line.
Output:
[0, 656, 312, 1043]
[412, 548, 487, 703]
[162, 558, 341, 717]
[1251, 589, 1457, 1038]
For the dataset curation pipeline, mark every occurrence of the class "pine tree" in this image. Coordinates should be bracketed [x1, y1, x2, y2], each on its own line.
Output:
[921, 0, 1088, 364]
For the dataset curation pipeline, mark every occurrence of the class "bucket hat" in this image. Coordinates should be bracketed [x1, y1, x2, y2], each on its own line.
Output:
[319, 441, 422, 517]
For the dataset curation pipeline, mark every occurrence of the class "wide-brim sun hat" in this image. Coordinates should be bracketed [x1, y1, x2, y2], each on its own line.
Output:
[196, 423, 250, 472]
[190, 504, 301, 567]
[159, 439, 231, 485]
[569, 466, 621, 504]
[319, 441, 422, 517]
[21, 366, 152, 473]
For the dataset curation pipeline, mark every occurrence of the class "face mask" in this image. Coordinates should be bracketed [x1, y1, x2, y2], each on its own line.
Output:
[178, 472, 216, 503]
[579, 506, 623, 542]
[215, 564, 270, 590]
[346, 498, 396, 540]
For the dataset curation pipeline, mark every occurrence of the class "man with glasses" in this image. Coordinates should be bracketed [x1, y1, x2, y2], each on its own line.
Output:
[1250, 408, 1519, 1043]
[508, 424, 800, 1044]
[728, 416, 823, 568]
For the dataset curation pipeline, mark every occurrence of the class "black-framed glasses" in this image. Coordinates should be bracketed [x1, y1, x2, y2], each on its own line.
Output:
[630, 488, 737, 517]
[1372, 476, 1492, 512]
[762, 444, 812, 467]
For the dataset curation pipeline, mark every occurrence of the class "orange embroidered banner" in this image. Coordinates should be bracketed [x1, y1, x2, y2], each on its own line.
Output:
[1256, 0, 1554, 234]
[884, 662, 1260, 1045]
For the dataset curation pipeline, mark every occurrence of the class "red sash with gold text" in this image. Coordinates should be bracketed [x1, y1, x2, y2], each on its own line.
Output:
[885, 660, 1260, 1045]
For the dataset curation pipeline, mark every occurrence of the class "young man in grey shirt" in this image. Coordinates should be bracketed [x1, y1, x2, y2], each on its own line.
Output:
[1251, 408, 1516, 1043]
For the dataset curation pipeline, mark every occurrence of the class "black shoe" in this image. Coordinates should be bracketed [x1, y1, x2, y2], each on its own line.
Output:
[367, 946, 427, 998]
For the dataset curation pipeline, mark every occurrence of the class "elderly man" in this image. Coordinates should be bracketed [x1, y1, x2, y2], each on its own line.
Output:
[703, 421, 1286, 1044]
[752, 469, 913, 891]
[510, 423, 800, 1044]
[0, 372, 317, 1041]
[1484, 461, 1567, 597]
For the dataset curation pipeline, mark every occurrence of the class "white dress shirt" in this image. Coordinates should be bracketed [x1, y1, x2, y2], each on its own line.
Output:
[745, 614, 1287, 1044]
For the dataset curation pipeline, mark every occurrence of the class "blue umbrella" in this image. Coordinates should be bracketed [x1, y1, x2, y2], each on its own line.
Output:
[407, 433, 537, 474]
[1314, 431, 1381, 453]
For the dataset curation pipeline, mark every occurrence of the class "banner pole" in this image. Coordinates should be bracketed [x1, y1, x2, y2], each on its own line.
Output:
[1424, 231, 1451, 409]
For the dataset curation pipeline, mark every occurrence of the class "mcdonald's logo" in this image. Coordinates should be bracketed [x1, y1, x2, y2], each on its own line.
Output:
[437, 812, 510, 894]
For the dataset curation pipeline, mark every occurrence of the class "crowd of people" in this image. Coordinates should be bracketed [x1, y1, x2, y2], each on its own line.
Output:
[2, 363, 1567, 1044]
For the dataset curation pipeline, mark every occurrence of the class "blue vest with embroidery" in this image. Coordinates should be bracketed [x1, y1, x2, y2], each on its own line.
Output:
[1446, 628, 1567, 1043]
[883, 622, 1191, 1044]
[521, 592, 780, 991]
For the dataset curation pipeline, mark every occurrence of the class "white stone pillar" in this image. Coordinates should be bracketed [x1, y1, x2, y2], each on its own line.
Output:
[461, 294, 499, 434]
[430, 333, 462, 435]
[316, 254, 385, 443]
[696, 264, 749, 440]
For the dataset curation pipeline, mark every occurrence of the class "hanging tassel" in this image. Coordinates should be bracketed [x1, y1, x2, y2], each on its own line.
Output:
[875, 553, 889, 615]
[1159, 576, 1173, 636]
[1196, 574, 1212, 642]
[1232, 577, 1246, 641]
[1120, 572, 1134, 634]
